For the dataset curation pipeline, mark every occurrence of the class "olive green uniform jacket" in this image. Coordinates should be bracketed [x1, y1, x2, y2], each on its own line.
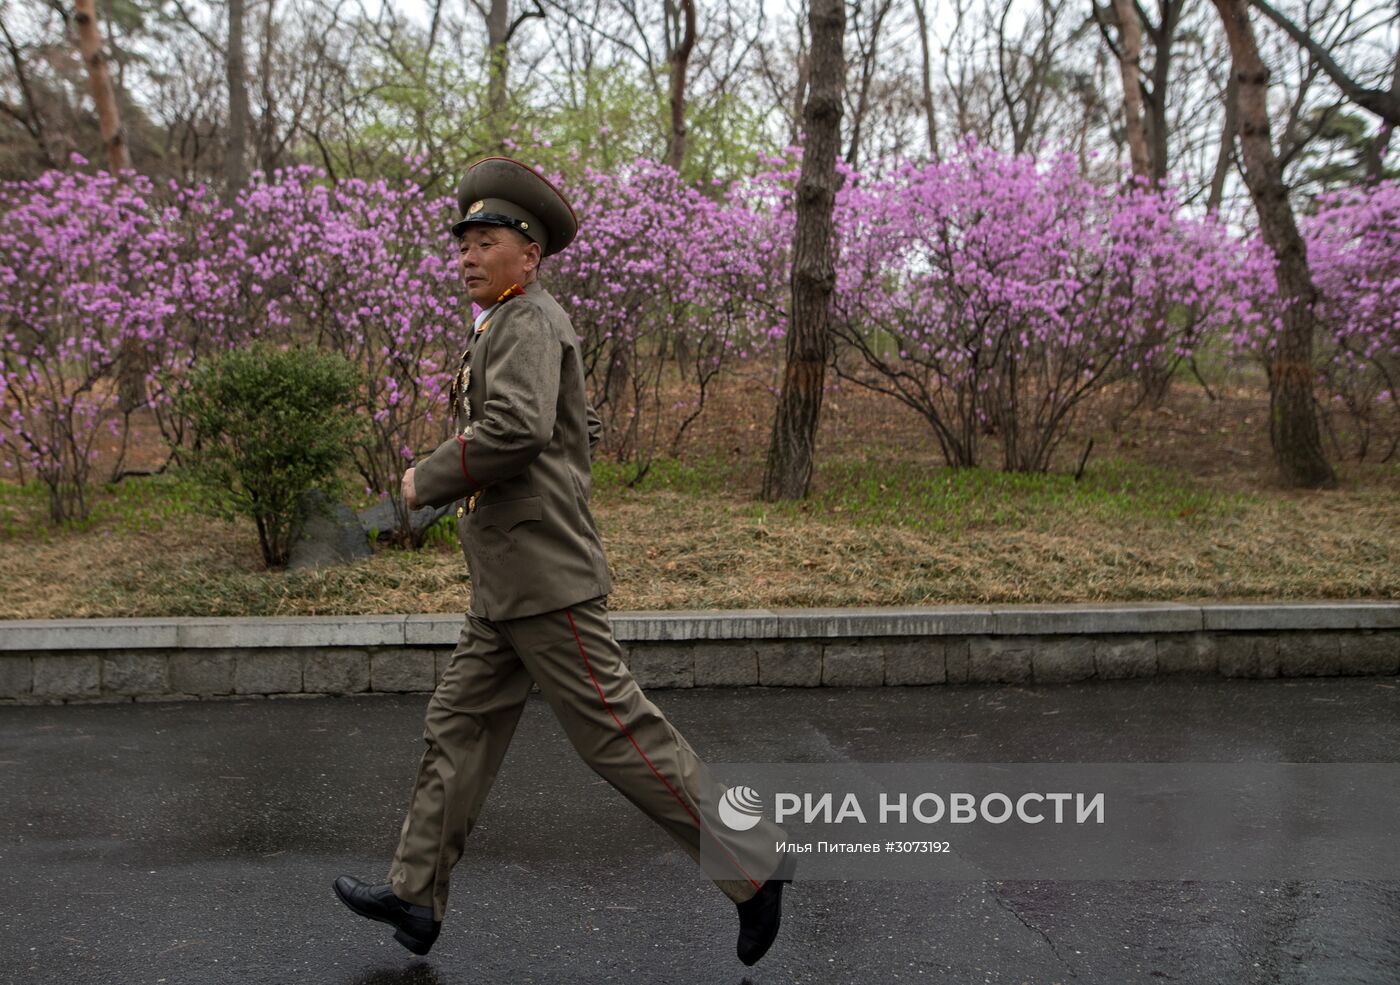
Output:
[411, 280, 612, 620]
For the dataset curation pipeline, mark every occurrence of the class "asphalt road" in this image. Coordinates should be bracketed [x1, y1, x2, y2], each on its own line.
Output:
[2, 676, 1398, 985]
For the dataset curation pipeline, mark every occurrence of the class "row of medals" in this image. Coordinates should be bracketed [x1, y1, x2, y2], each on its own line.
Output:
[450, 285, 522, 519]
[452, 323, 484, 518]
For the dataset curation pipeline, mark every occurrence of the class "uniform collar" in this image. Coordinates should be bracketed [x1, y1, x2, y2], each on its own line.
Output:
[475, 279, 543, 332]
[472, 304, 496, 332]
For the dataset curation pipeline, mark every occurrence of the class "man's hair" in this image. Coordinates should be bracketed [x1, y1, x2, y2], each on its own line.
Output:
[506, 226, 545, 271]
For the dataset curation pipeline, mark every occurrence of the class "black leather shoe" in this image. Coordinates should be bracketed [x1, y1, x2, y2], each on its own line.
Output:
[735, 852, 797, 966]
[333, 875, 441, 955]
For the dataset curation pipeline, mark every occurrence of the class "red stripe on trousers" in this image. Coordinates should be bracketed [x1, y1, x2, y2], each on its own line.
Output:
[566, 607, 763, 893]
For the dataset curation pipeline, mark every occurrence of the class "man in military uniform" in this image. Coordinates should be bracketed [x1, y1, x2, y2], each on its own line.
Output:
[333, 157, 794, 967]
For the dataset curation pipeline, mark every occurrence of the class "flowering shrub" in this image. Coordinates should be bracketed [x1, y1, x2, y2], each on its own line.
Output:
[0, 161, 464, 534]
[1, 150, 1395, 529]
[229, 166, 463, 544]
[146, 180, 254, 455]
[829, 140, 1266, 471]
[0, 165, 180, 521]
[548, 160, 786, 481]
[1302, 181, 1400, 462]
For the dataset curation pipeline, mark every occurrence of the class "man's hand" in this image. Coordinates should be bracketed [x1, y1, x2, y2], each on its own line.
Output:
[401, 467, 420, 510]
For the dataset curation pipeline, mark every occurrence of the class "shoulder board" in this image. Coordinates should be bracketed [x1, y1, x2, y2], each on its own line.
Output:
[493, 282, 527, 305]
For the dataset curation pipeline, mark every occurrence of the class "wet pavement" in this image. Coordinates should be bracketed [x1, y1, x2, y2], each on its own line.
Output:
[2, 676, 1399, 984]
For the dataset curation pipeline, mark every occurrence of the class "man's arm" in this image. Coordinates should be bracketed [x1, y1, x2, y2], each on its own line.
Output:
[412, 301, 561, 509]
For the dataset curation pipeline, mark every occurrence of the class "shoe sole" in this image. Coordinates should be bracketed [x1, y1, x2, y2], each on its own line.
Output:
[738, 880, 786, 966]
[333, 880, 436, 956]
[394, 929, 434, 956]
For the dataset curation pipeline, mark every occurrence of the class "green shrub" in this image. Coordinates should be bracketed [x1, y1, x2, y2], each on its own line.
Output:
[174, 342, 365, 568]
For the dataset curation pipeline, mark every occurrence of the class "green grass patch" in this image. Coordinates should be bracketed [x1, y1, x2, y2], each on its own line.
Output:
[590, 453, 735, 496]
[0, 469, 209, 539]
[744, 454, 1260, 534]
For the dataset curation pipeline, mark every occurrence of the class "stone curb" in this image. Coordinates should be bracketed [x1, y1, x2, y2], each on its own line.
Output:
[1, 601, 1396, 704]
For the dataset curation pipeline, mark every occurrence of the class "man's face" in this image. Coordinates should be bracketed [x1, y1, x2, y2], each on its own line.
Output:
[456, 225, 539, 305]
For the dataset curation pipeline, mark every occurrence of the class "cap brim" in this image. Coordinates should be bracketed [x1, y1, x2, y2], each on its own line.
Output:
[455, 157, 578, 256]
[451, 215, 525, 239]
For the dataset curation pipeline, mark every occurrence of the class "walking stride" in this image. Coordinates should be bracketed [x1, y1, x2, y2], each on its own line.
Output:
[332, 156, 794, 966]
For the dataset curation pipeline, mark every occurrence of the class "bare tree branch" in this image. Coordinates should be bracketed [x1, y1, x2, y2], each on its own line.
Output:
[1250, 0, 1400, 124]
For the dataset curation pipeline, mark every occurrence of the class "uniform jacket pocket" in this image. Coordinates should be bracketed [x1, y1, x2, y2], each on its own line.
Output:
[476, 494, 542, 531]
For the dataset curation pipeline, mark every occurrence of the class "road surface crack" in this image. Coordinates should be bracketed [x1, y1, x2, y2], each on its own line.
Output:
[990, 888, 1079, 980]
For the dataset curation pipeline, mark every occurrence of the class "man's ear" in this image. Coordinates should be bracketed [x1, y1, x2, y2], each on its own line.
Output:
[523, 240, 542, 273]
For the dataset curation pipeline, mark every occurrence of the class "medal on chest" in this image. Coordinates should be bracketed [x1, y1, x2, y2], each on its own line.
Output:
[451, 355, 473, 439]
[450, 286, 524, 519]
[454, 352, 478, 520]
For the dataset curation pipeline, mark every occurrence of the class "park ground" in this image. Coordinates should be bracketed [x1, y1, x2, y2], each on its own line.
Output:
[1, 676, 1398, 984]
[0, 361, 1396, 619]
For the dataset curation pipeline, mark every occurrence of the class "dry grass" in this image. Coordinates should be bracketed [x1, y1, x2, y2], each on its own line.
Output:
[0, 365, 1396, 619]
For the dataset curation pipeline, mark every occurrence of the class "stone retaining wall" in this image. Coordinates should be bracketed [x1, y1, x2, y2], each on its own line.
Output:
[1, 603, 1396, 704]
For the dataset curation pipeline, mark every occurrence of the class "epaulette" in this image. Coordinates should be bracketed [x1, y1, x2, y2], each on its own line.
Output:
[474, 282, 527, 337]
[493, 282, 526, 305]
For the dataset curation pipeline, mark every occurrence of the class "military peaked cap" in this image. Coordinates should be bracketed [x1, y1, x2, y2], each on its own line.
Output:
[452, 157, 579, 256]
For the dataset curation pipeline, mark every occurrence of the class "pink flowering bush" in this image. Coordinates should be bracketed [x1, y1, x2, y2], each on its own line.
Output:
[829, 140, 1265, 471]
[549, 160, 786, 481]
[145, 181, 257, 455]
[0, 164, 181, 521]
[0, 162, 466, 534]
[1302, 181, 1400, 462]
[3, 148, 1395, 530]
[228, 166, 463, 543]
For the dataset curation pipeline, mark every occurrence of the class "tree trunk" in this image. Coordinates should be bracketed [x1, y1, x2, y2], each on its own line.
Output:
[1111, 0, 1151, 180]
[1144, 0, 1184, 183]
[486, 0, 510, 151]
[72, 0, 129, 173]
[225, 0, 250, 197]
[1210, 0, 1335, 489]
[912, 0, 940, 159]
[790, 47, 809, 147]
[256, 0, 278, 175]
[1362, 46, 1398, 183]
[1207, 72, 1237, 213]
[665, 0, 696, 171]
[73, 0, 147, 413]
[762, 0, 844, 501]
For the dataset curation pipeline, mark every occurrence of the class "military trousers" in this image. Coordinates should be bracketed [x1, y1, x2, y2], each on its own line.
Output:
[386, 594, 787, 921]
